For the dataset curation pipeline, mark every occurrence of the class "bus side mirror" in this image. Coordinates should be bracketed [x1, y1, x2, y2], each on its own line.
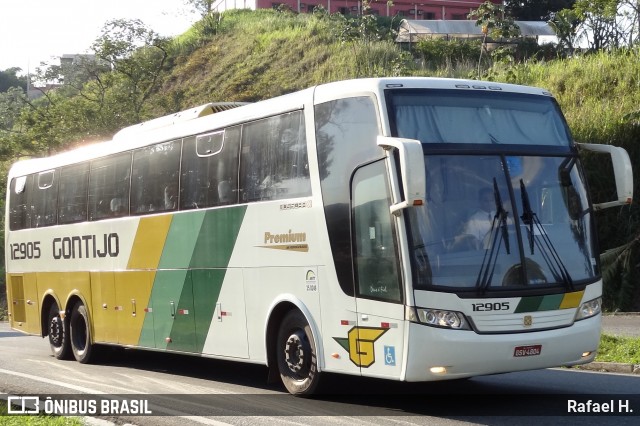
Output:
[377, 136, 426, 216]
[577, 143, 634, 210]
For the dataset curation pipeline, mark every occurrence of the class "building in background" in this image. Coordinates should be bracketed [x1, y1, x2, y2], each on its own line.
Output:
[210, 0, 502, 19]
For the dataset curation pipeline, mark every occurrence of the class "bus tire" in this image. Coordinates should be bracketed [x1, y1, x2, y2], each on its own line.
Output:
[47, 303, 71, 360]
[69, 302, 94, 364]
[276, 310, 320, 396]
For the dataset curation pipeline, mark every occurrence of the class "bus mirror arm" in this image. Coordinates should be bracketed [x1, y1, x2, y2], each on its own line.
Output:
[577, 143, 634, 210]
[377, 136, 426, 216]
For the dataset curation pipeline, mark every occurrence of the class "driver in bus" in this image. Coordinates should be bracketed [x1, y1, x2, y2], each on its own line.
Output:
[452, 188, 495, 251]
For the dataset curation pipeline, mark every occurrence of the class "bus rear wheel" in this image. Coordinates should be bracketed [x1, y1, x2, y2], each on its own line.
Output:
[276, 310, 320, 395]
[69, 302, 94, 364]
[47, 303, 71, 360]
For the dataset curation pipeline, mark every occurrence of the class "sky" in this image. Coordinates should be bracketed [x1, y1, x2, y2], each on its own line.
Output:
[0, 0, 200, 74]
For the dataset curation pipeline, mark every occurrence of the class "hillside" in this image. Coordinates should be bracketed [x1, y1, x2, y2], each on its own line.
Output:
[147, 9, 407, 112]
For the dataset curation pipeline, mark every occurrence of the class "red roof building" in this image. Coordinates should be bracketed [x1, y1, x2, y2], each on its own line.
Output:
[211, 0, 502, 19]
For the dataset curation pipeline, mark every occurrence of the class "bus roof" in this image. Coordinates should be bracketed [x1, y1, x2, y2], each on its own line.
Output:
[7, 77, 554, 179]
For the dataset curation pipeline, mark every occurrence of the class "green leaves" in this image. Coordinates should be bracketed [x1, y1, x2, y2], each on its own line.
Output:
[601, 236, 640, 312]
[468, 1, 522, 40]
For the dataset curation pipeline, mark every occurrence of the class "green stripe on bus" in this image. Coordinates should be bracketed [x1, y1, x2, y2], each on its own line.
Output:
[190, 207, 247, 268]
[192, 269, 225, 352]
[515, 293, 579, 313]
[538, 294, 564, 311]
[158, 211, 206, 269]
[139, 207, 246, 352]
[139, 269, 190, 350]
[168, 270, 197, 353]
[514, 296, 544, 313]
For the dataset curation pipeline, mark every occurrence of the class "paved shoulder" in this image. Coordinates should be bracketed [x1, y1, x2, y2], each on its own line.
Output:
[602, 313, 640, 338]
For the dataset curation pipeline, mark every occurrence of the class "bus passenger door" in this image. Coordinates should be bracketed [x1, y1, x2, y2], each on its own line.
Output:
[351, 160, 405, 379]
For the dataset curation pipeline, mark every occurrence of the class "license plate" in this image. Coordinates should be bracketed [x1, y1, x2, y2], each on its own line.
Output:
[514, 344, 542, 357]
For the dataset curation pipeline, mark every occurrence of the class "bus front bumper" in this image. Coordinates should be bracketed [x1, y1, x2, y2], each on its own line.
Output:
[403, 314, 601, 382]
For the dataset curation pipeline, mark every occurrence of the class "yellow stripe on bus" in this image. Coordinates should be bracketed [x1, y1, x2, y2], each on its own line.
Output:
[127, 215, 173, 270]
[559, 290, 584, 309]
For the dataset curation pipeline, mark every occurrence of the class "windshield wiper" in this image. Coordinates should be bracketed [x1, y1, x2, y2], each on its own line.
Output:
[520, 179, 574, 290]
[476, 178, 510, 293]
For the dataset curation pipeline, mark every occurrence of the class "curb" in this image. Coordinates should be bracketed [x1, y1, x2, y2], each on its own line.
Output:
[574, 362, 640, 375]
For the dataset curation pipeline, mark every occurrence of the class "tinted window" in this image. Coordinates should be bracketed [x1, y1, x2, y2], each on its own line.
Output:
[89, 153, 132, 220]
[30, 170, 58, 227]
[388, 90, 572, 146]
[240, 111, 310, 202]
[9, 175, 31, 231]
[131, 140, 181, 214]
[181, 126, 240, 209]
[315, 96, 381, 296]
[58, 163, 89, 224]
[352, 161, 402, 302]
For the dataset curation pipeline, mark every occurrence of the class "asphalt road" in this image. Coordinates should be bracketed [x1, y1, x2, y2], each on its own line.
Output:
[1, 320, 638, 426]
[602, 314, 640, 337]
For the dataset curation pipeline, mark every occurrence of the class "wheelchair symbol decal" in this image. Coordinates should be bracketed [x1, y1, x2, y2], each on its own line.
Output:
[384, 345, 396, 366]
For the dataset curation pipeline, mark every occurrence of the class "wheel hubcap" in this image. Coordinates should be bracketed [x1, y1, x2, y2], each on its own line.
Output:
[284, 331, 309, 374]
[50, 317, 61, 346]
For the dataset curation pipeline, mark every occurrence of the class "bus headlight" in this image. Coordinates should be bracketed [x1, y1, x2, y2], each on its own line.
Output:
[408, 307, 470, 330]
[575, 297, 601, 321]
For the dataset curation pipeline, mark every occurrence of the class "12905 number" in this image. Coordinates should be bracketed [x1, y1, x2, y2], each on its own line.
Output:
[10, 241, 41, 260]
[472, 302, 510, 312]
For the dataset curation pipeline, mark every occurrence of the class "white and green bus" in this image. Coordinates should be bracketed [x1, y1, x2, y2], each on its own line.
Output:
[5, 78, 633, 395]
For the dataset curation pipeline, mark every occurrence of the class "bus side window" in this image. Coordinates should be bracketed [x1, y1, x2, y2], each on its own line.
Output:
[131, 140, 181, 214]
[181, 126, 240, 210]
[352, 160, 402, 303]
[9, 175, 31, 230]
[240, 110, 310, 202]
[89, 152, 132, 221]
[58, 163, 89, 224]
[29, 170, 58, 228]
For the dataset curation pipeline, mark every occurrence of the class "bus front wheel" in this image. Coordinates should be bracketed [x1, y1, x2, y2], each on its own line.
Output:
[69, 302, 94, 364]
[47, 303, 71, 360]
[276, 310, 320, 395]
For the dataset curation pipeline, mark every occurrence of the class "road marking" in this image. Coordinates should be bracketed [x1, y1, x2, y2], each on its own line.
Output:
[0, 367, 235, 425]
[180, 416, 235, 425]
[0, 367, 107, 394]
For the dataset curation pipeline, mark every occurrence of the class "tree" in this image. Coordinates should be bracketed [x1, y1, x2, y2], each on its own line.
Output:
[505, 0, 577, 21]
[91, 19, 170, 123]
[573, 0, 620, 50]
[0, 68, 27, 92]
[468, 1, 521, 77]
[550, 8, 583, 51]
[184, 0, 215, 17]
[619, 0, 640, 45]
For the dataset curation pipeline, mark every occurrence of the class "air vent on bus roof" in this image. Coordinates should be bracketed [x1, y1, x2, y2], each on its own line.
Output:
[112, 102, 248, 141]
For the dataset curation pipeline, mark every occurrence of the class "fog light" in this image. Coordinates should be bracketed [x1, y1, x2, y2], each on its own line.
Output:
[430, 366, 447, 374]
[582, 351, 593, 358]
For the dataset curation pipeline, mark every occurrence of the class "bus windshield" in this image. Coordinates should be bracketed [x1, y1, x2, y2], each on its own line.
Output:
[407, 154, 598, 292]
[389, 89, 571, 146]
